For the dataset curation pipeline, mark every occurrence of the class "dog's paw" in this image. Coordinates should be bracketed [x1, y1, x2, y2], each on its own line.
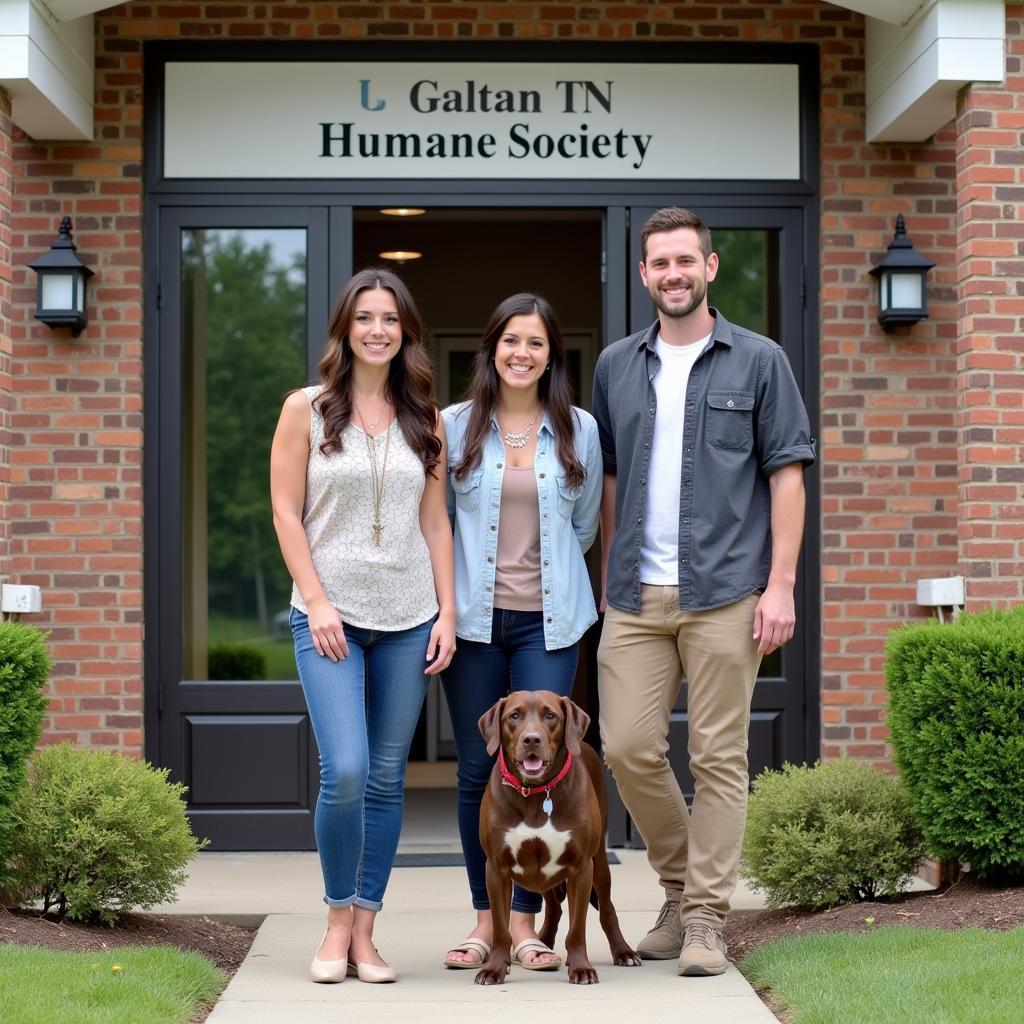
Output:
[613, 948, 642, 967]
[568, 965, 600, 984]
[474, 963, 510, 986]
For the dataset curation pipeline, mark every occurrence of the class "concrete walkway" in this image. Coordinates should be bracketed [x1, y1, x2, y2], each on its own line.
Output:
[156, 849, 778, 1024]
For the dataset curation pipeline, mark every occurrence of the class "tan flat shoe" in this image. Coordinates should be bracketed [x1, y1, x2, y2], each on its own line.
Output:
[309, 928, 347, 983]
[348, 952, 397, 983]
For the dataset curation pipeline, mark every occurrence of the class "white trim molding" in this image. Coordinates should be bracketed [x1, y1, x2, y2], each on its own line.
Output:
[0, 0, 94, 139]
[828, 0, 929, 27]
[861, 0, 1005, 142]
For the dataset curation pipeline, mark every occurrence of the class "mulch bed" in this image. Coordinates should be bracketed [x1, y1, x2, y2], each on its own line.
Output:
[723, 875, 1024, 961]
[0, 906, 256, 1023]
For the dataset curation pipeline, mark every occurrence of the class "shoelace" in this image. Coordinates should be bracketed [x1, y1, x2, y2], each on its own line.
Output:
[654, 898, 680, 928]
[685, 921, 719, 949]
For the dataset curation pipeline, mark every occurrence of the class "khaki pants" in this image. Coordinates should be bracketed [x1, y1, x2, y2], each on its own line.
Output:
[598, 587, 762, 928]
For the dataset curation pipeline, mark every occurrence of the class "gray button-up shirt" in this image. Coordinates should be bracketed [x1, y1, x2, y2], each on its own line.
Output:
[592, 308, 815, 613]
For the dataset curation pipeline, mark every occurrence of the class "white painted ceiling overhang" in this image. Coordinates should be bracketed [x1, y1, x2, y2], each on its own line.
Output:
[0, 0, 1009, 144]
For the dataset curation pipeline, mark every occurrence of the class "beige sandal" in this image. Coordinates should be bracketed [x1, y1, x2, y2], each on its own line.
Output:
[442, 937, 491, 969]
[512, 938, 562, 971]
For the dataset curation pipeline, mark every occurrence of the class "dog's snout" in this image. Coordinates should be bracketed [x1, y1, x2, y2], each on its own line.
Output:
[522, 732, 542, 748]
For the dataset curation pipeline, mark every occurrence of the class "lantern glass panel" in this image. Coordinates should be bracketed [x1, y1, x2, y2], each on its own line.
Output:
[879, 275, 889, 312]
[890, 272, 923, 310]
[74, 274, 86, 314]
[41, 271, 75, 311]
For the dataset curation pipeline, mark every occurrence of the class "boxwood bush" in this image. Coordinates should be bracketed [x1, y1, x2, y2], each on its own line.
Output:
[207, 643, 267, 681]
[0, 622, 50, 891]
[741, 758, 925, 910]
[10, 744, 205, 924]
[886, 606, 1024, 879]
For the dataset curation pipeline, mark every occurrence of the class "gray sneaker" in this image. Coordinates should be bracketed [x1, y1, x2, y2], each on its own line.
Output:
[636, 893, 683, 960]
[678, 921, 728, 976]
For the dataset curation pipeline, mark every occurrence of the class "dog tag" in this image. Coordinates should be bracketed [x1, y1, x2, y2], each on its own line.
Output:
[542, 794, 553, 816]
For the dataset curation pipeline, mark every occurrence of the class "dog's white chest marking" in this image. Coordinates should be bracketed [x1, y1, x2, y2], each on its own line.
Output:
[503, 820, 573, 880]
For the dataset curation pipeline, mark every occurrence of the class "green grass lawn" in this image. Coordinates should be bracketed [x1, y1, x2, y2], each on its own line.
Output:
[740, 925, 1024, 1024]
[0, 945, 225, 1024]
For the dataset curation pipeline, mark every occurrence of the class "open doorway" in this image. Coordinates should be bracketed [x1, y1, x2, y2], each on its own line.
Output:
[354, 208, 604, 843]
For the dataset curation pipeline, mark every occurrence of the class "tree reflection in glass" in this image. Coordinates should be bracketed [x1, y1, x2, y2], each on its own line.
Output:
[181, 229, 306, 681]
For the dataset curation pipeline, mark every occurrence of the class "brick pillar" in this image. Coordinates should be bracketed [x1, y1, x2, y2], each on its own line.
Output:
[0, 89, 12, 579]
[955, 7, 1024, 609]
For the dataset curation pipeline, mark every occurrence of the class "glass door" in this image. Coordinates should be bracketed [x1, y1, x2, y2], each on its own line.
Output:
[152, 207, 328, 849]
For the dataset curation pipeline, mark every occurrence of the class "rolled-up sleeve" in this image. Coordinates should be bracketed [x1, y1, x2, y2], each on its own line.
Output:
[756, 347, 816, 476]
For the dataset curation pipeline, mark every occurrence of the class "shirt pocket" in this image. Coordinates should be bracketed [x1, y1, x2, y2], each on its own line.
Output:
[556, 474, 582, 519]
[705, 390, 755, 450]
[449, 468, 483, 513]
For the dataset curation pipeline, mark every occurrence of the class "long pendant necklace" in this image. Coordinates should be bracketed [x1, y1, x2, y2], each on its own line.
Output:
[355, 400, 392, 546]
[498, 408, 541, 449]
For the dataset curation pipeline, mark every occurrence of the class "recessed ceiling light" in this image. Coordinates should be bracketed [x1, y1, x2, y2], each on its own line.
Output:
[379, 208, 426, 217]
[379, 250, 423, 263]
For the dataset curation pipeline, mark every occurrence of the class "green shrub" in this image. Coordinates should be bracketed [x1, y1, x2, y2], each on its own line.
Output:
[0, 622, 51, 889]
[740, 758, 926, 910]
[207, 643, 266, 680]
[10, 744, 206, 924]
[886, 606, 1024, 879]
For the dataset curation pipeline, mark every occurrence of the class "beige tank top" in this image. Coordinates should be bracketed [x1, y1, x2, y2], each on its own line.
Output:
[289, 386, 438, 631]
[493, 466, 542, 612]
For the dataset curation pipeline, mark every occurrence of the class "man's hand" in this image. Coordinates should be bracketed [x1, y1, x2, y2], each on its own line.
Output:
[752, 582, 795, 656]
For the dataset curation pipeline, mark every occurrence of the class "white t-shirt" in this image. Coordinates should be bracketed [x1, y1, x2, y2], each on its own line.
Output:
[639, 332, 712, 584]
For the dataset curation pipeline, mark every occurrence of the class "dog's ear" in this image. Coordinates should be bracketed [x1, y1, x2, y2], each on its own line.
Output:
[560, 697, 591, 756]
[478, 698, 506, 756]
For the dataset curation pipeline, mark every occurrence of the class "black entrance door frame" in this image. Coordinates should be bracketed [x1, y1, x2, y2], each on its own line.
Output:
[143, 40, 820, 850]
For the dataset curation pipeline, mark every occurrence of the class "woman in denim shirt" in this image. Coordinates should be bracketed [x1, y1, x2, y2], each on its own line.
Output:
[441, 293, 602, 972]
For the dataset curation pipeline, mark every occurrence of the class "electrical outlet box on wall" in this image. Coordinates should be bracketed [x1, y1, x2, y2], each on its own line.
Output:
[916, 577, 965, 607]
[0, 584, 43, 614]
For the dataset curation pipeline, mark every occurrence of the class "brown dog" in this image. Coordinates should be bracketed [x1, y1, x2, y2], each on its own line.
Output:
[474, 690, 641, 985]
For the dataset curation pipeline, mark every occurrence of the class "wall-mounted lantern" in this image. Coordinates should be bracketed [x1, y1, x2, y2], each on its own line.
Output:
[28, 216, 94, 337]
[869, 214, 935, 331]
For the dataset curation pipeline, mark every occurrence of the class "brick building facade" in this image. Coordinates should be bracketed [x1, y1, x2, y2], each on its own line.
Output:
[0, 1, 1021, 846]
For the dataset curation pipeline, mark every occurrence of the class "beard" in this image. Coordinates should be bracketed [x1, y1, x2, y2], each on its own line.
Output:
[650, 278, 707, 320]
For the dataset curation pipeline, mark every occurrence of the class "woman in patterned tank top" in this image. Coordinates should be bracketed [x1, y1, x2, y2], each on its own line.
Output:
[271, 268, 455, 985]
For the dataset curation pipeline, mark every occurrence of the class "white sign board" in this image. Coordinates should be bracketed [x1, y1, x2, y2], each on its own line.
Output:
[164, 62, 801, 180]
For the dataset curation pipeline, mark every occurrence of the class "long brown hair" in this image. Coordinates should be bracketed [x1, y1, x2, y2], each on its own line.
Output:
[314, 267, 440, 476]
[452, 293, 585, 489]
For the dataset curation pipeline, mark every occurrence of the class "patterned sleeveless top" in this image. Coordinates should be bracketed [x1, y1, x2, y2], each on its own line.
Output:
[290, 386, 438, 631]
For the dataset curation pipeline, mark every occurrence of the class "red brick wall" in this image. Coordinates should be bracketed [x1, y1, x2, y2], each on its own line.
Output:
[1, 90, 12, 579]
[7, 56, 144, 749]
[7, 1, 975, 761]
[955, 4, 1024, 609]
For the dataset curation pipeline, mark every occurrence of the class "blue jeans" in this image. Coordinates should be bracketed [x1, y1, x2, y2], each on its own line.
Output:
[442, 608, 579, 913]
[291, 608, 433, 911]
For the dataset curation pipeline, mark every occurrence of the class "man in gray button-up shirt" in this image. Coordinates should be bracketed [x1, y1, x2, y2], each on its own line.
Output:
[593, 208, 814, 976]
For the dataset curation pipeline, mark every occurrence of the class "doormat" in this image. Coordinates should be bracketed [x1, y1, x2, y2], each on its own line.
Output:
[394, 852, 621, 867]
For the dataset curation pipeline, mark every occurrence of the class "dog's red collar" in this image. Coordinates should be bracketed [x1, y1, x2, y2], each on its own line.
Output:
[498, 748, 573, 798]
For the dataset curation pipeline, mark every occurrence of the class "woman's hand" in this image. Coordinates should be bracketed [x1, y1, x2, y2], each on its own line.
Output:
[307, 595, 349, 662]
[424, 614, 456, 675]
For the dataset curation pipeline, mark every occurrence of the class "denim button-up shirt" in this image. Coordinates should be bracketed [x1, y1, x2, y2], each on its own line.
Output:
[442, 401, 602, 651]
[592, 308, 816, 614]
